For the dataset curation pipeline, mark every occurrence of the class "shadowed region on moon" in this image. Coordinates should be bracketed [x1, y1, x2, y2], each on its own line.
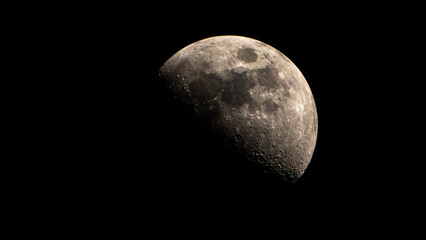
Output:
[159, 35, 317, 181]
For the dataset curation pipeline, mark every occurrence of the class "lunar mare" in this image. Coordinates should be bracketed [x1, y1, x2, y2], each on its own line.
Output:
[159, 36, 318, 181]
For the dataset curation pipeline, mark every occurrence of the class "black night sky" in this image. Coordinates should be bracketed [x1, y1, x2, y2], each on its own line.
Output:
[15, 2, 423, 237]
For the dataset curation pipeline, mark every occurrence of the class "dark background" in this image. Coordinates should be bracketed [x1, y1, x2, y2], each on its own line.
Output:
[15, 2, 423, 237]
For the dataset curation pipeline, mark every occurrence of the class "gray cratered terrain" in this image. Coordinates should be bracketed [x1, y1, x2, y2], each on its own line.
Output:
[159, 36, 317, 181]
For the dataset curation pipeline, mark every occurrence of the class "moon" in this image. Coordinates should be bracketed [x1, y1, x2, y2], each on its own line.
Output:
[159, 36, 317, 181]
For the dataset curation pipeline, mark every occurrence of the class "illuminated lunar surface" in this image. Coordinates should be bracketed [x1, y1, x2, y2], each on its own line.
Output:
[159, 35, 317, 181]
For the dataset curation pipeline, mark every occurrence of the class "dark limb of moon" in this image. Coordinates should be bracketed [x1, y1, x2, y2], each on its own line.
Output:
[159, 36, 318, 182]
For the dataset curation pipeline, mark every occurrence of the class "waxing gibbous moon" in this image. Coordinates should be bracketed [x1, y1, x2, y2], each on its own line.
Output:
[159, 36, 318, 181]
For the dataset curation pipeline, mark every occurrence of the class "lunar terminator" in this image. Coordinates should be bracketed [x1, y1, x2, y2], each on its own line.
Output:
[159, 36, 317, 181]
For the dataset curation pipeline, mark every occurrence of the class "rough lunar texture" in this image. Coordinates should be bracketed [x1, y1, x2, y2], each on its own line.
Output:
[159, 36, 318, 181]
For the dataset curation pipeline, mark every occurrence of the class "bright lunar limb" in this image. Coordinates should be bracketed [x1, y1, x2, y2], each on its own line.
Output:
[159, 36, 317, 181]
